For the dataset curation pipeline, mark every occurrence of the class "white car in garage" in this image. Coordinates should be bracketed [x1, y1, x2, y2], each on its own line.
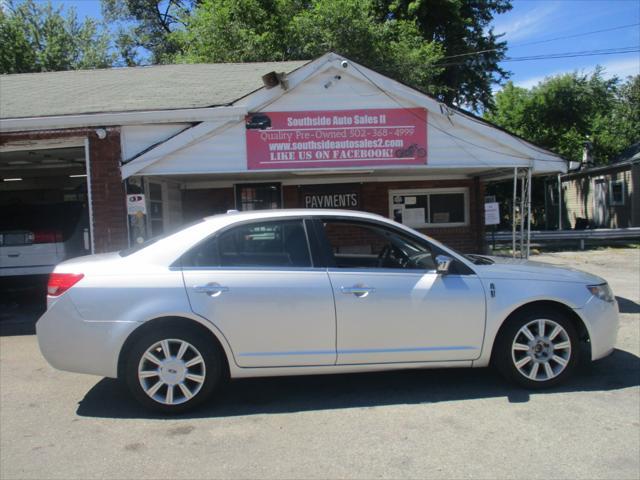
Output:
[0, 202, 89, 277]
[36, 209, 619, 412]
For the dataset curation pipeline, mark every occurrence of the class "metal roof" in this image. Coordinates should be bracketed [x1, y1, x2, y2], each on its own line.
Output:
[562, 142, 640, 179]
[0, 61, 309, 119]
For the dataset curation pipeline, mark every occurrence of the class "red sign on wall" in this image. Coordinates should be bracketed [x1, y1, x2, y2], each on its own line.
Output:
[245, 108, 427, 170]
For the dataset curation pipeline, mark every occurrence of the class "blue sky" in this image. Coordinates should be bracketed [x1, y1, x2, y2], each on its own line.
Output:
[51, 0, 639, 91]
[492, 0, 639, 89]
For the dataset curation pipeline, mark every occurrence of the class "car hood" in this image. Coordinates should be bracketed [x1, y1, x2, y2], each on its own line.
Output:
[473, 256, 605, 284]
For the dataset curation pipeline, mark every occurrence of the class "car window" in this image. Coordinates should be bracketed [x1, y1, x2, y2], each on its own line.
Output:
[184, 219, 312, 268]
[320, 219, 436, 270]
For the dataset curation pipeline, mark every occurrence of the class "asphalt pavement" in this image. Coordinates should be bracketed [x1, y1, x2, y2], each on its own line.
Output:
[1, 248, 638, 479]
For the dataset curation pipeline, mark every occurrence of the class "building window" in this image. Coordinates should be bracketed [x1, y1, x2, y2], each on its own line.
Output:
[609, 180, 625, 206]
[388, 188, 468, 228]
[235, 183, 281, 211]
[147, 182, 164, 236]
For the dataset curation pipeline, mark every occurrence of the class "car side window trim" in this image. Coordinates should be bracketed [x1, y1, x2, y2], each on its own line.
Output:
[312, 216, 475, 275]
[178, 216, 318, 270]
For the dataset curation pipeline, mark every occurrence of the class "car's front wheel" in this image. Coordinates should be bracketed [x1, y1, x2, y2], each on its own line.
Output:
[494, 308, 580, 388]
[124, 325, 223, 413]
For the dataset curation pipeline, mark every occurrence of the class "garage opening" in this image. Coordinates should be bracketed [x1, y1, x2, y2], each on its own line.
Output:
[1, 142, 91, 324]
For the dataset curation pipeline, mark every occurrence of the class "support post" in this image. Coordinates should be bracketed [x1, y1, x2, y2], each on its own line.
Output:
[520, 170, 525, 258]
[526, 167, 532, 259]
[557, 173, 562, 231]
[512, 167, 518, 258]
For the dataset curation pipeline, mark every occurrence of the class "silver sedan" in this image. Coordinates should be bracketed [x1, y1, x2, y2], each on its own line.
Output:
[37, 209, 619, 412]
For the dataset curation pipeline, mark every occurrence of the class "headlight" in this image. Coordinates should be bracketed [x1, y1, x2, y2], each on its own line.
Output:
[587, 283, 615, 303]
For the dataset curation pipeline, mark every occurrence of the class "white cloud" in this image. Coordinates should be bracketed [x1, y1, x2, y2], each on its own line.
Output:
[512, 56, 640, 90]
[598, 57, 640, 79]
[515, 74, 550, 90]
[494, 4, 560, 42]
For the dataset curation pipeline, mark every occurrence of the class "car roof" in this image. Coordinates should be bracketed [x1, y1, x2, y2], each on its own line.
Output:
[204, 209, 387, 222]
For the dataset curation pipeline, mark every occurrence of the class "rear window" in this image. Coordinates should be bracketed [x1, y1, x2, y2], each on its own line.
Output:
[0, 202, 86, 241]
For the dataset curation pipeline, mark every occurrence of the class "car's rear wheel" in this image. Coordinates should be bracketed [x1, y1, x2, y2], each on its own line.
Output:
[494, 308, 580, 389]
[124, 326, 222, 413]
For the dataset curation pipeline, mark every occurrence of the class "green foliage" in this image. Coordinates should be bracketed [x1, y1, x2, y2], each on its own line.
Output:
[167, 0, 291, 63]
[286, 0, 444, 95]
[104, 0, 510, 108]
[0, 0, 115, 74]
[374, 0, 512, 110]
[168, 0, 443, 95]
[101, 0, 199, 63]
[485, 70, 640, 164]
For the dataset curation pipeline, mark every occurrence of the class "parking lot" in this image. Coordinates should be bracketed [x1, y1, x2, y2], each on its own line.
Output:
[1, 248, 638, 480]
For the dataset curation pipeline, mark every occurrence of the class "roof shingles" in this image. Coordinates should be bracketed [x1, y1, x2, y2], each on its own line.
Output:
[0, 61, 308, 119]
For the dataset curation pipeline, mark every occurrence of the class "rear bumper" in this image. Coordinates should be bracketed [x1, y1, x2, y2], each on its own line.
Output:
[36, 294, 138, 378]
[578, 296, 620, 361]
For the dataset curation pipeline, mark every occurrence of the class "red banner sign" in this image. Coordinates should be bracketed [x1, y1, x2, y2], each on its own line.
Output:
[245, 108, 427, 170]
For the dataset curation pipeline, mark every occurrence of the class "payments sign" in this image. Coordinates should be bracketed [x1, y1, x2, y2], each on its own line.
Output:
[245, 108, 427, 170]
[300, 183, 361, 209]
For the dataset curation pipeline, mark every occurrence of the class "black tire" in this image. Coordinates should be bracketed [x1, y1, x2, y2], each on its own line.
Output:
[493, 308, 580, 389]
[124, 324, 223, 413]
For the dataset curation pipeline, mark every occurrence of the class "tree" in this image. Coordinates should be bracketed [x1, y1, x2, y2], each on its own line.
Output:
[286, 0, 444, 95]
[485, 70, 640, 164]
[0, 0, 115, 74]
[166, 0, 444, 96]
[102, 0, 511, 109]
[373, 0, 512, 110]
[101, 0, 200, 63]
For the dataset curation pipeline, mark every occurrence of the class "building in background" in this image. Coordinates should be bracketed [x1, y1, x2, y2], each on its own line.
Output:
[545, 142, 640, 229]
[1, 53, 566, 272]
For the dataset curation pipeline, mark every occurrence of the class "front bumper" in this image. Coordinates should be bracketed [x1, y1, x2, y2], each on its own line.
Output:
[36, 294, 139, 378]
[578, 295, 620, 361]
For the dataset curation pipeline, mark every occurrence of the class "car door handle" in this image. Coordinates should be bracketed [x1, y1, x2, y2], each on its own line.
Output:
[192, 283, 229, 297]
[340, 285, 375, 298]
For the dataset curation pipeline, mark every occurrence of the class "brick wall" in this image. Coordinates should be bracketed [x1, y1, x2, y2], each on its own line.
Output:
[181, 188, 235, 223]
[1, 128, 128, 253]
[87, 130, 128, 252]
[283, 178, 486, 253]
[155, 178, 486, 253]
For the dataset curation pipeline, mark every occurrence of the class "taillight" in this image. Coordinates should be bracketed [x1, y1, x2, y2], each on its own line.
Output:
[47, 273, 84, 296]
[33, 230, 63, 244]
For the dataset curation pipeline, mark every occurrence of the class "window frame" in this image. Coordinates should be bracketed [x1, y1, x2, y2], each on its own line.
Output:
[609, 179, 625, 206]
[234, 182, 283, 211]
[179, 217, 318, 270]
[388, 187, 469, 228]
[311, 216, 475, 275]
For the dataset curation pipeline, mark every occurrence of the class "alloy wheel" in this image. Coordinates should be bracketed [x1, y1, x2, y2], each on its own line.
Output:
[511, 319, 572, 382]
[137, 338, 207, 405]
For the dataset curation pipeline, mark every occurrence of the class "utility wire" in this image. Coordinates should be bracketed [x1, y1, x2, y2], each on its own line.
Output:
[436, 46, 640, 67]
[434, 22, 640, 63]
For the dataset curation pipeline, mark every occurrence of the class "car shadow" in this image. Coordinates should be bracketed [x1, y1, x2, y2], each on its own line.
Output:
[0, 276, 46, 337]
[76, 348, 640, 420]
[617, 296, 640, 314]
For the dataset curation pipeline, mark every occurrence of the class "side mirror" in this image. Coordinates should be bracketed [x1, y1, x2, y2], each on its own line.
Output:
[435, 255, 453, 275]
